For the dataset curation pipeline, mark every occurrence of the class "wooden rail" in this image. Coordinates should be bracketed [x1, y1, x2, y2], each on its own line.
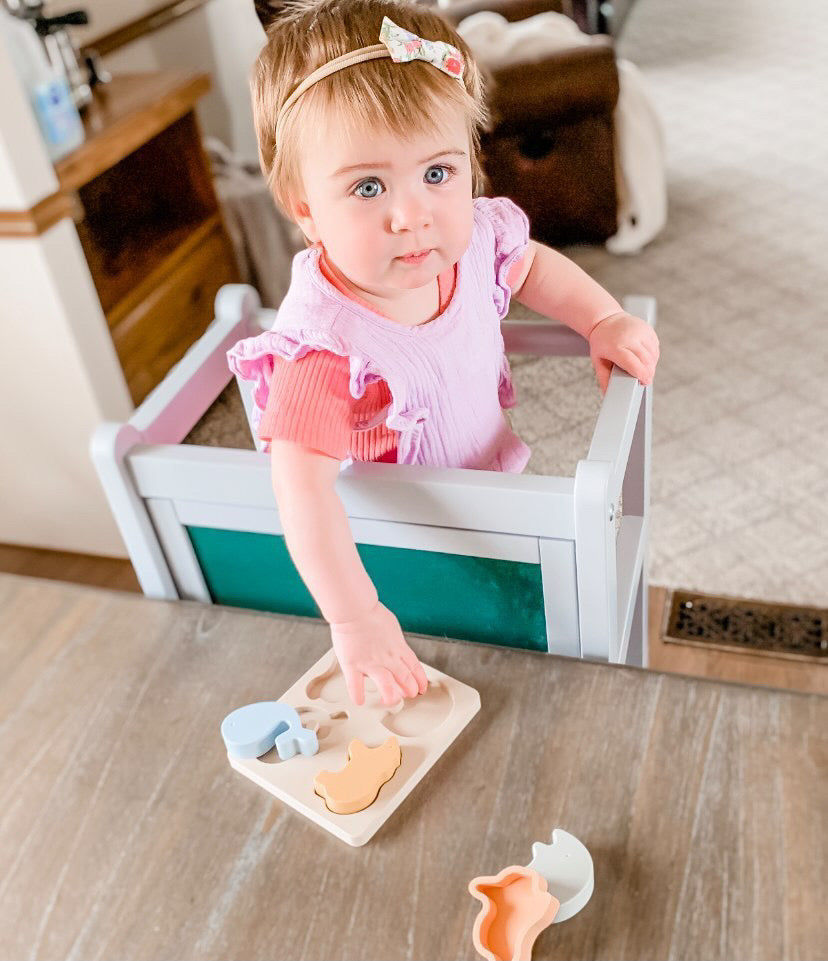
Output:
[82, 0, 212, 57]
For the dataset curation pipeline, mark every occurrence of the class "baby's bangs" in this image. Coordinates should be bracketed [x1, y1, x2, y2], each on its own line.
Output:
[307, 55, 480, 150]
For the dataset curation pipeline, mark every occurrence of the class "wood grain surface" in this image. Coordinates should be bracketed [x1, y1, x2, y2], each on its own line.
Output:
[0, 192, 80, 238]
[54, 72, 211, 192]
[0, 574, 825, 961]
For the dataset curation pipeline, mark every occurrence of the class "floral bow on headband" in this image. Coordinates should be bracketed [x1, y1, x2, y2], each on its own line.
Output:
[379, 16, 465, 82]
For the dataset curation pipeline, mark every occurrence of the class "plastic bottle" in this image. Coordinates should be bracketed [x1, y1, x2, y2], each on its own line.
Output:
[0, 8, 84, 161]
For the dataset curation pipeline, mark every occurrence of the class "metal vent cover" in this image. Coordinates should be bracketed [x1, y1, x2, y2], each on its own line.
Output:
[664, 590, 827, 662]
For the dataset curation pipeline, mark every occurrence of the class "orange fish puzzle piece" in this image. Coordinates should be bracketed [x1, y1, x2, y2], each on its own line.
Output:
[314, 737, 402, 814]
[469, 866, 560, 961]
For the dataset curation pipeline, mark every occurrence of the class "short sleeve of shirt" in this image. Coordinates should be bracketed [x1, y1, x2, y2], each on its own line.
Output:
[473, 196, 531, 319]
[258, 350, 354, 460]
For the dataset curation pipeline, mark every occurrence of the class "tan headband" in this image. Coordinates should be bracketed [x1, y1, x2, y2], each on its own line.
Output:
[275, 17, 466, 135]
[276, 45, 390, 133]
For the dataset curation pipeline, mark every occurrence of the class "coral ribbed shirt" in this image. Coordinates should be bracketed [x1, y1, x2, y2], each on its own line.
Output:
[258, 246, 525, 462]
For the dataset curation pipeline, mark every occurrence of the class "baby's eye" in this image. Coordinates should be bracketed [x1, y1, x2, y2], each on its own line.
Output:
[353, 178, 383, 199]
[425, 164, 454, 185]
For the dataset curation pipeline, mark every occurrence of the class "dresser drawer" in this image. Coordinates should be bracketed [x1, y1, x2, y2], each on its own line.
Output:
[111, 226, 237, 404]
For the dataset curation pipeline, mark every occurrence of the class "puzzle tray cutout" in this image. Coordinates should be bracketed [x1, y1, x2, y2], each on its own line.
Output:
[226, 648, 481, 846]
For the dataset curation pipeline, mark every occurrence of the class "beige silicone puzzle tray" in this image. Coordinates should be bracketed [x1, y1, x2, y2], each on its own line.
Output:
[226, 648, 481, 846]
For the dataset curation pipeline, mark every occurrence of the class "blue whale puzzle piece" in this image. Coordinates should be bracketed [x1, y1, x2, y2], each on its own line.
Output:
[221, 701, 319, 760]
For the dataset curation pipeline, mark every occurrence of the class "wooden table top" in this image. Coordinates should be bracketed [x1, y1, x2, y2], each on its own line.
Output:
[1, 574, 825, 961]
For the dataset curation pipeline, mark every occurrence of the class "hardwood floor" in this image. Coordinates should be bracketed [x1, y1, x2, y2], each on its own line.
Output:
[0, 543, 141, 593]
[1, 543, 824, 696]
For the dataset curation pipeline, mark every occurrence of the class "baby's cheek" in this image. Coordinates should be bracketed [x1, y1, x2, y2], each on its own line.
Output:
[333, 226, 373, 272]
[449, 205, 475, 255]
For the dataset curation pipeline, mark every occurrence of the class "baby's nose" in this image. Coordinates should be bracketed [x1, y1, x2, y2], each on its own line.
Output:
[390, 197, 433, 232]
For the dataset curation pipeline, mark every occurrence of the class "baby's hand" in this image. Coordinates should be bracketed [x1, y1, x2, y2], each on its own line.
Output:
[588, 310, 660, 393]
[329, 601, 429, 707]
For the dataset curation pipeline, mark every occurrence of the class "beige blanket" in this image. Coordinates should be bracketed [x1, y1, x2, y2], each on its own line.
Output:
[205, 137, 306, 308]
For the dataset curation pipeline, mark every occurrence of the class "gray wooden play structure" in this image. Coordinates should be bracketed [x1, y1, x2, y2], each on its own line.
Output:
[91, 285, 655, 665]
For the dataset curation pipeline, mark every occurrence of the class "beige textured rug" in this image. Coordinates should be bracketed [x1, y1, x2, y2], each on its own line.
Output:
[511, 0, 828, 608]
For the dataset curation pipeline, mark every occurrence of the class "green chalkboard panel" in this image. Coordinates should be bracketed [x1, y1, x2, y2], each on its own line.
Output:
[187, 526, 547, 651]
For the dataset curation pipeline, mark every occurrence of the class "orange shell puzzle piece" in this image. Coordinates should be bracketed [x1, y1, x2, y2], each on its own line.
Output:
[314, 736, 402, 814]
[469, 865, 561, 961]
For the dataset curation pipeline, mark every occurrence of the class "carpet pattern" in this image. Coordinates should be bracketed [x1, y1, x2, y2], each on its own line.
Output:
[510, 0, 828, 607]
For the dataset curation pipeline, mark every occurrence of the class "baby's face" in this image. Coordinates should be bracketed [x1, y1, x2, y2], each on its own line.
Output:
[292, 102, 474, 301]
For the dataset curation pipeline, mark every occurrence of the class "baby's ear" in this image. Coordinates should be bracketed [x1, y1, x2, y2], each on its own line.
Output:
[290, 197, 321, 244]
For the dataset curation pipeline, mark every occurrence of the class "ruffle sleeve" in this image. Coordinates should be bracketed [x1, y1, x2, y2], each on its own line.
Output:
[473, 195, 531, 320]
[226, 325, 384, 434]
[498, 353, 518, 410]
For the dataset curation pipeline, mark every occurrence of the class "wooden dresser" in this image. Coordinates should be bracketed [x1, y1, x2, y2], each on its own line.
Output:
[55, 70, 240, 404]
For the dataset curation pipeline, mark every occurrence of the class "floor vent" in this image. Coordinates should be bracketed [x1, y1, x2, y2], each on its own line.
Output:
[664, 590, 827, 662]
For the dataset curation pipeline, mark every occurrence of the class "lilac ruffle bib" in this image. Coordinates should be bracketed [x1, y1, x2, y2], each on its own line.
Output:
[227, 196, 532, 472]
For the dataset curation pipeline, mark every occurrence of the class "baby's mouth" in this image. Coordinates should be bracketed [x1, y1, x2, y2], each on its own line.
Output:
[396, 249, 433, 264]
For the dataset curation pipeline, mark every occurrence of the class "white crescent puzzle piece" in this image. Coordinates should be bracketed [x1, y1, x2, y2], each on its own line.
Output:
[526, 828, 594, 922]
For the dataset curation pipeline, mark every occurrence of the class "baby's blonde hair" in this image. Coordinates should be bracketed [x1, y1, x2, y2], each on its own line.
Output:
[252, 0, 491, 220]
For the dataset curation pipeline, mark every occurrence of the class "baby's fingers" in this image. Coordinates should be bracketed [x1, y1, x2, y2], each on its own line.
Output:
[638, 336, 659, 363]
[344, 667, 365, 707]
[399, 643, 428, 694]
[392, 661, 421, 699]
[593, 356, 613, 394]
[634, 342, 659, 382]
[410, 658, 429, 695]
[368, 666, 404, 706]
[636, 333, 659, 373]
[617, 346, 653, 384]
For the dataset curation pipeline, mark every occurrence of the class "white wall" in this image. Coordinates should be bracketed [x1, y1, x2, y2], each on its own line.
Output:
[0, 223, 134, 556]
[0, 1, 266, 557]
[0, 40, 134, 556]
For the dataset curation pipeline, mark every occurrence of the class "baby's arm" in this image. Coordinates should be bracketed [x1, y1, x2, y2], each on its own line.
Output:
[511, 241, 659, 392]
[270, 439, 428, 706]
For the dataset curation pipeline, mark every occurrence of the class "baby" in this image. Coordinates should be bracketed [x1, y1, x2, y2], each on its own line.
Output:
[229, 0, 659, 707]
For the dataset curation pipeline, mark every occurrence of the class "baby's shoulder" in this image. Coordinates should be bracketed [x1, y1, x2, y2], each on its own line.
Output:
[274, 251, 346, 332]
[468, 197, 531, 321]
[472, 196, 531, 254]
